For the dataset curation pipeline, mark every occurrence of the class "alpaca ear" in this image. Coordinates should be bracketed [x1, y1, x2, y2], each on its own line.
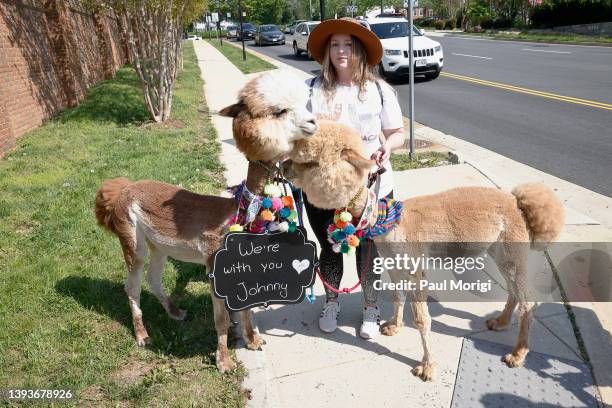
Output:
[341, 149, 374, 170]
[219, 103, 244, 118]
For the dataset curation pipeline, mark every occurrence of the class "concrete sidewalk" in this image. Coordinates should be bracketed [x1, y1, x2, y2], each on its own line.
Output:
[193, 40, 612, 407]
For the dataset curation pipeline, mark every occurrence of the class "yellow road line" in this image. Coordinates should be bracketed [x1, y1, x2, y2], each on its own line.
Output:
[440, 72, 612, 111]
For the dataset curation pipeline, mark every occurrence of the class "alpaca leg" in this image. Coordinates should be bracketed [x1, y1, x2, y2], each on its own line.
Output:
[122, 231, 150, 347]
[503, 300, 534, 367]
[381, 288, 406, 336]
[486, 293, 517, 331]
[240, 309, 265, 350]
[410, 289, 436, 382]
[146, 247, 186, 320]
[211, 280, 236, 372]
[486, 244, 520, 331]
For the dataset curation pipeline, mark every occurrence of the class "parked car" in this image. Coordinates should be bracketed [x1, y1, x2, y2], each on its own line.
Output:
[186, 34, 201, 41]
[292, 21, 320, 59]
[236, 22, 256, 41]
[284, 20, 307, 34]
[368, 17, 443, 80]
[226, 24, 238, 39]
[254, 24, 285, 45]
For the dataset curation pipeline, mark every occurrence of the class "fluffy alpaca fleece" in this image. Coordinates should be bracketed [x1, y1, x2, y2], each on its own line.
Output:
[288, 126, 565, 381]
[224, 69, 317, 161]
[95, 69, 317, 373]
[290, 119, 372, 209]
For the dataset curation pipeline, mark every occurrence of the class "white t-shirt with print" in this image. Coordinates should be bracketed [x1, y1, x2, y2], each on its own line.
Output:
[306, 77, 403, 199]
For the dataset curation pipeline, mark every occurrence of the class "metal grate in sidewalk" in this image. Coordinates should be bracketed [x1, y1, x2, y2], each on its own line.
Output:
[451, 337, 601, 408]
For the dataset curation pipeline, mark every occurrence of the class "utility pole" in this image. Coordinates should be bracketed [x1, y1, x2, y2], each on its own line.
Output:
[309, 0, 313, 20]
[238, 0, 246, 60]
[319, 0, 325, 20]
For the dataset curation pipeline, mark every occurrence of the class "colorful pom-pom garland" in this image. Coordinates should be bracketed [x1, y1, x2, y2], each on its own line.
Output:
[229, 181, 298, 233]
[327, 209, 361, 254]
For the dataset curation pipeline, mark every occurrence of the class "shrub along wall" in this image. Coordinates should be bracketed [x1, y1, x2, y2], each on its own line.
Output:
[0, 0, 128, 156]
[530, 0, 612, 28]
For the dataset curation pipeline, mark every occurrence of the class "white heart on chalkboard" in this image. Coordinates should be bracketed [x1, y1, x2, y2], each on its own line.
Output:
[292, 259, 310, 274]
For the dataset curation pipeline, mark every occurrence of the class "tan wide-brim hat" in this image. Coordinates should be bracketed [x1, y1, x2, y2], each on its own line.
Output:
[307, 18, 383, 67]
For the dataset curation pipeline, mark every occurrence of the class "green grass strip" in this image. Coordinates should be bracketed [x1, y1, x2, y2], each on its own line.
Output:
[390, 151, 456, 171]
[205, 39, 276, 74]
[0, 42, 246, 407]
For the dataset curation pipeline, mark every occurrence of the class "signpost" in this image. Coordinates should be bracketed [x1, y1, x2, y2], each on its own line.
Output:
[404, 0, 415, 158]
[210, 229, 317, 311]
[238, 0, 246, 60]
[346, 4, 357, 17]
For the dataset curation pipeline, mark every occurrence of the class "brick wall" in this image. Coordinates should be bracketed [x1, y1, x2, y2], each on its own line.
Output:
[0, 0, 128, 156]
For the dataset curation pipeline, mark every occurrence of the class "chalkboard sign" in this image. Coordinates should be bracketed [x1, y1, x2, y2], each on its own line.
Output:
[209, 228, 317, 311]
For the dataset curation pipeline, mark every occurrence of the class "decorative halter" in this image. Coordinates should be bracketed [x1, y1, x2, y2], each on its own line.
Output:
[325, 167, 404, 253]
[227, 161, 299, 234]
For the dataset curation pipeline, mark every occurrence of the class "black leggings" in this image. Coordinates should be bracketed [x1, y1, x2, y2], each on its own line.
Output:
[303, 191, 393, 305]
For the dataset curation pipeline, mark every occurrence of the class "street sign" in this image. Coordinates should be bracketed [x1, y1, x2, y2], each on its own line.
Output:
[346, 5, 357, 12]
[227, 12, 231, 17]
[212, 12, 219, 22]
[403, 0, 418, 6]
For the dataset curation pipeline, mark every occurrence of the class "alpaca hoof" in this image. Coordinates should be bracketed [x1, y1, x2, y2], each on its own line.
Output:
[502, 353, 525, 368]
[170, 308, 188, 321]
[217, 356, 237, 373]
[136, 336, 151, 347]
[246, 334, 266, 351]
[381, 322, 401, 336]
[412, 362, 436, 382]
[486, 317, 508, 331]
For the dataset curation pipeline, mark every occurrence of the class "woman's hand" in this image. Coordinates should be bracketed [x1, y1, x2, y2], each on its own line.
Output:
[371, 144, 390, 167]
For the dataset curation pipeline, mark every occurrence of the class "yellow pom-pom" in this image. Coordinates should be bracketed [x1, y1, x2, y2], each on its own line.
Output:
[229, 224, 244, 232]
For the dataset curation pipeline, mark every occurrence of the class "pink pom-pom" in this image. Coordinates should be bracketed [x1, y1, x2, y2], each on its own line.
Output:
[271, 197, 283, 211]
[327, 224, 337, 233]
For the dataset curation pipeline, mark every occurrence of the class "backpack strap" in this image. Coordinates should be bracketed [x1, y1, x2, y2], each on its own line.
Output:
[375, 80, 384, 107]
[309, 77, 316, 98]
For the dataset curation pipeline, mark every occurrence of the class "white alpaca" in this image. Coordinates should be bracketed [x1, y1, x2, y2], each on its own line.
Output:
[95, 70, 317, 372]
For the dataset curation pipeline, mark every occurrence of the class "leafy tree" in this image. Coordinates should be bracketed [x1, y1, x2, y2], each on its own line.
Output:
[85, 0, 206, 122]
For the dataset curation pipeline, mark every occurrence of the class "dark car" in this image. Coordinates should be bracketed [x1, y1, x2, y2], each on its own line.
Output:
[236, 22, 255, 40]
[254, 24, 285, 46]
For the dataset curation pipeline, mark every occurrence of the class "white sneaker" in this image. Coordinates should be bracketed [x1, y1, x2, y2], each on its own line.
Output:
[360, 306, 381, 339]
[319, 300, 340, 333]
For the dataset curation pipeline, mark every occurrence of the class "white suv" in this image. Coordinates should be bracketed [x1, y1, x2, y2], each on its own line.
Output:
[292, 21, 320, 59]
[369, 17, 444, 80]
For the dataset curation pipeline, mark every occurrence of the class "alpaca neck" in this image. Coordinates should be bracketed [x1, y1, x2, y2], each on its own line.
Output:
[245, 160, 274, 195]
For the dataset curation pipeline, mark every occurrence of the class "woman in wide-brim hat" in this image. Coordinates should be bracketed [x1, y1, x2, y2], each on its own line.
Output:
[304, 18, 405, 340]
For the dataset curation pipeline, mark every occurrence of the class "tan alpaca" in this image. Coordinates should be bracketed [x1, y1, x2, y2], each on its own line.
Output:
[288, 120, 564, 381]
[95, 70, 317, 372]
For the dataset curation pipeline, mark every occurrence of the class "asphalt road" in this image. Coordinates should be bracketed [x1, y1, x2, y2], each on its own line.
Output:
[229, 35, 612, 197]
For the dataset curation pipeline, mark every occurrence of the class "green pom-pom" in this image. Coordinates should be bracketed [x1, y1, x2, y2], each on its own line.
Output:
[288, 222, 297, 232]
[341, 242, 350, 254]
[346, 246, 356, 256]
[339, 211, 352, 222]
[288, 210, 298, 221]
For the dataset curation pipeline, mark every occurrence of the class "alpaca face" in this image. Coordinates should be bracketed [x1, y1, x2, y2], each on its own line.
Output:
[288, 120, 374, 209]
[219, 70, 317, 161]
